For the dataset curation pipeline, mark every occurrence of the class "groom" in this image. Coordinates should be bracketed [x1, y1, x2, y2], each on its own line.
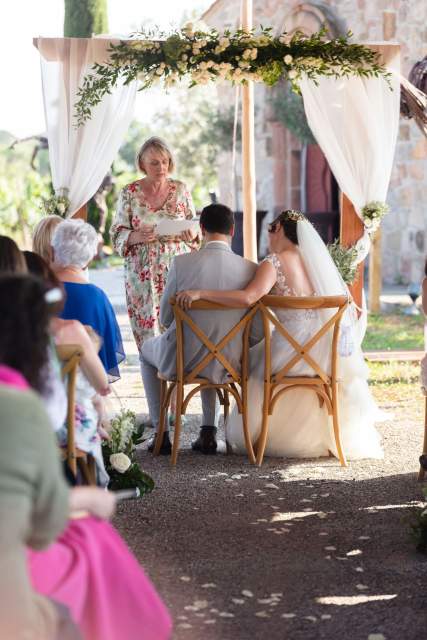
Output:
[140, 203, 258, 455]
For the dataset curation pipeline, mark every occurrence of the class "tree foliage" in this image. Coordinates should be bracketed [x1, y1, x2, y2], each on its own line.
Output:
[64, 0, 108, 38]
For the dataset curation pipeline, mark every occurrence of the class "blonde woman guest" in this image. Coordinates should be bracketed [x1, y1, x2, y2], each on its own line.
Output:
[110, 136, 199, 355]
[33, 214, 63, 264]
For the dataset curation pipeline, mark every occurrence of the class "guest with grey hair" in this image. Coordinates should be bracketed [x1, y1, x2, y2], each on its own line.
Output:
[52, 219, 124, 381]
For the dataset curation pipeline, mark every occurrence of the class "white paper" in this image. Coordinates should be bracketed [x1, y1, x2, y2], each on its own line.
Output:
[154, 218, 200, 236]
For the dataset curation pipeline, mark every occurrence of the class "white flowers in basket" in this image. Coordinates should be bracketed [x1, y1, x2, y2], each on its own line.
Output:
[361, 201, 390, 233]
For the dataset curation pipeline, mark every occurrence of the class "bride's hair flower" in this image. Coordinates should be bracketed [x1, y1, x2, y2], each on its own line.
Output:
[281, 209, 306, 222]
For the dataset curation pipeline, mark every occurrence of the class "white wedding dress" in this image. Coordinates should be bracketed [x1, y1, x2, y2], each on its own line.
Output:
[226, 252, 384, 460]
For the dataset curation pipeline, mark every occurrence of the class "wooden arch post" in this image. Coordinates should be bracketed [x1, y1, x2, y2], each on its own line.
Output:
[241, 0, 258, 261]
[341, 42, 400, 310]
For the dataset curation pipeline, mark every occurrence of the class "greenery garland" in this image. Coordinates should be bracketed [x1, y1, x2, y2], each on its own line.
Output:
[75, 25, 390, 125]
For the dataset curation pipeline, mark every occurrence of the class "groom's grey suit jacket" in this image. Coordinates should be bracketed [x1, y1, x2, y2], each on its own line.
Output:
[152, 241, 259, 383]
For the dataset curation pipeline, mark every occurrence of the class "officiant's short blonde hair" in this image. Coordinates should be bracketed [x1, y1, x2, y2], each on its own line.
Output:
[137, 137, 175, 174]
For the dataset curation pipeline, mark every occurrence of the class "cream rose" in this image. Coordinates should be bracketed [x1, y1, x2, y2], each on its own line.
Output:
[284, 54, 293, 65]
[110, 453, 131, 474]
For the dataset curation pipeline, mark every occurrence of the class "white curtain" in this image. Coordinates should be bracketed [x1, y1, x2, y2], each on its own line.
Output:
[299, 70, 401, 218]
[37, 37, 137, 216]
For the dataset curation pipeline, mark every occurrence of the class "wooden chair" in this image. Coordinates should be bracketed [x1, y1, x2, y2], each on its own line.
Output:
[56, 344, 97, 485]
[154, 299, 259, 465]
[256, 294, 349, 467]
[418, 390, 427, 482]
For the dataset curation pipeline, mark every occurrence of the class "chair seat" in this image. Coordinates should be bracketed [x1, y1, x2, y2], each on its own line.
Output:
[157, 373, 240, 385]
[60, 447, 92, 461]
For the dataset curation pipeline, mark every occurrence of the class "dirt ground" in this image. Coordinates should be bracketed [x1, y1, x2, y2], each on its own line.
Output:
[97, 268, 427, 640]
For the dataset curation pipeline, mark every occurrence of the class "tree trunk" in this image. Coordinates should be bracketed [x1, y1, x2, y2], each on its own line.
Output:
[64, 0, 108, 38]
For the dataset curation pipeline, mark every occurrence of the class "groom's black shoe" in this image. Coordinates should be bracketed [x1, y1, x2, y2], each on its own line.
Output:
[192, 426, 217, 455]
[147, 431, 172, 455]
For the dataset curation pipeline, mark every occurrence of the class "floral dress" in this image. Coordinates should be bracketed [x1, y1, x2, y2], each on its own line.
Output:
[110, 179, 199, 351]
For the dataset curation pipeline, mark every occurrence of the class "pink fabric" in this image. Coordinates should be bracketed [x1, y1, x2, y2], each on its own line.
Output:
[0, 365, 30, 390]
[28, 517, 172, 640]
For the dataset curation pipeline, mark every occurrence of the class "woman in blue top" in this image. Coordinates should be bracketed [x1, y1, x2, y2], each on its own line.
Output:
[51, 219, 125, 381]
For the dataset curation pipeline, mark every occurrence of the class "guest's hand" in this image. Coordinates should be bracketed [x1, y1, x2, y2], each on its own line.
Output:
[176, 290, 201, 310]
[69, 487, 117, 520]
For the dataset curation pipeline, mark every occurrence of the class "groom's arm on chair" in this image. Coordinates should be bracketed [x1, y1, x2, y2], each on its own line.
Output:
[160, 259, 178, 328]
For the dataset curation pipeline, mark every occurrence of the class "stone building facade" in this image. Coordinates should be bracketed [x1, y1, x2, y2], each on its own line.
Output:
[201, 0, 427, 283]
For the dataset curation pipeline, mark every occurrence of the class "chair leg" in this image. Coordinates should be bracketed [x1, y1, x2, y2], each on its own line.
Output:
[154, 380, 168, 456]
[241, 377, 256, 464]
[87, 455, 97, 486]
[171, 384, 183, 466]
[331, 381, 347, 467]
[417, 396, 427, 482]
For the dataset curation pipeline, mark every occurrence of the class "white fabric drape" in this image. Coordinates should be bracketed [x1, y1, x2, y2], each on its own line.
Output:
[37, 37, 137, 216]
[299, 71, 400, 217]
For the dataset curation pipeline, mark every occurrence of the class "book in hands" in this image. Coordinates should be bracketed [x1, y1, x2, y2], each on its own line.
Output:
[154, 218, 200, 236]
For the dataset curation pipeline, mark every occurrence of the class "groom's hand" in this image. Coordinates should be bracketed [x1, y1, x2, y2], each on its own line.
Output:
[176, 290, 201, 310]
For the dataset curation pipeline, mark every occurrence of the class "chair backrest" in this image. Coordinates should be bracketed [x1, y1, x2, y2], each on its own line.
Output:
[170, 298, 258, 384]
[56, 344, 84, 460]
[258, 295, 349, 384]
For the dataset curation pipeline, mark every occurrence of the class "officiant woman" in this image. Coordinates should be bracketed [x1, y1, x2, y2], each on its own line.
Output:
[110, 137, 199, 356]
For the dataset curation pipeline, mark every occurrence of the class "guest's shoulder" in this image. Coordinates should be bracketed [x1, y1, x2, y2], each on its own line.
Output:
[0, 387, 50, 437]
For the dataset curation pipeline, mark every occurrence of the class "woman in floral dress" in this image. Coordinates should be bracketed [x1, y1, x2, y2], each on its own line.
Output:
[110, 137, 199, 356]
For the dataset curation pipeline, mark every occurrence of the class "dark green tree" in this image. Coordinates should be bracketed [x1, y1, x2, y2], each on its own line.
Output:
[64, 0, 108, 37]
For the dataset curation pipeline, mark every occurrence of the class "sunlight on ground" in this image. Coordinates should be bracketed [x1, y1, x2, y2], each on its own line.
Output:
[316, 594, 397, 606]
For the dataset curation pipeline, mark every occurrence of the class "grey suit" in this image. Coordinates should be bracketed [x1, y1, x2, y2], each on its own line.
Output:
[140, 241, 258, 430]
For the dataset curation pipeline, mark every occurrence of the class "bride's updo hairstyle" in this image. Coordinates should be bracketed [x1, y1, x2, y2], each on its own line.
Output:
[272, 210, 306, 245]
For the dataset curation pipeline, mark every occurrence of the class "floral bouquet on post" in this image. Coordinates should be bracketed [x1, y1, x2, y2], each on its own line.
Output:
[102, 409, 154, 496]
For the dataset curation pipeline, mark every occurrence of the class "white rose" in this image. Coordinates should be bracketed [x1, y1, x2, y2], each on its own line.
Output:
[199, 61, 208, 70]
[219, 37, 230, 48]
[57, 203, 66, 214]
[234, 68, 242, 76]
[288, 69, 298, 79]
[110, 453, 131, 474]
[156, 67, 164, 76]
[242, 48, 252, 60]
[182, 22, 194, 37]
[284, 54, 293, 65]
[182, 54, 188, 61]
[250, 48, 258, 60]
[206, 60, 215, 68]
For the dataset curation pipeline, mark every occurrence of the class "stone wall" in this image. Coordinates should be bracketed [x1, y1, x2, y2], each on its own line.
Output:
[202, 0, 427, 283]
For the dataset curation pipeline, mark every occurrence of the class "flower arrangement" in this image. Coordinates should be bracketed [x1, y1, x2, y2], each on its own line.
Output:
[75, 25, 390, 125]
[40, 189, 70, 217]
[327, 239, 360, 285]
[102, 409, 154, 495]
[361, 201, 390, 232]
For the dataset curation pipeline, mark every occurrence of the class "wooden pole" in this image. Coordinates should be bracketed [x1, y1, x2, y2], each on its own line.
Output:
[240, 0, 257, 261]
[340, 193, 364, 308]
[369, 227, 382, 313]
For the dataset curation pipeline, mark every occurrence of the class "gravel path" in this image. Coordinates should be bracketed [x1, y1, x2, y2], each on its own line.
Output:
[93, 267, 426, 640]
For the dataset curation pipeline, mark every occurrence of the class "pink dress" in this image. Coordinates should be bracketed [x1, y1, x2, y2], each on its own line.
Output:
[28, 517, 172, 640]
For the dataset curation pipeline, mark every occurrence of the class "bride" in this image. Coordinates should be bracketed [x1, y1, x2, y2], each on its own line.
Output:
[176, 210, 383, 460]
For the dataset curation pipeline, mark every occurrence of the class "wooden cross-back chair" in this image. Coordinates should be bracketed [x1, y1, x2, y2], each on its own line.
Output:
[154, 298, 259, 465]
[256, 294, 349, 467]
[56, 344, 97, 485]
